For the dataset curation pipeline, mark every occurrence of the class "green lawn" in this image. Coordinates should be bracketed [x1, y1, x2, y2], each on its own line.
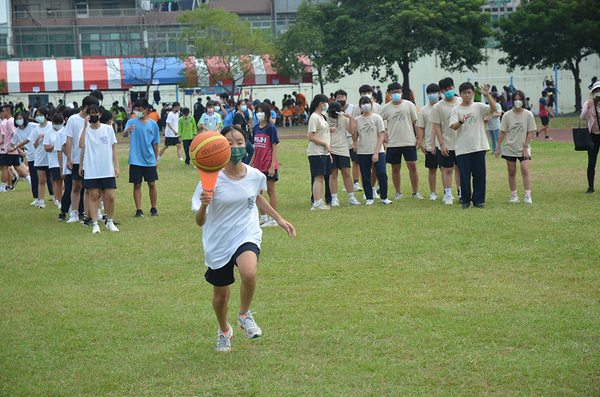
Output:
[1, 139, 599, 396]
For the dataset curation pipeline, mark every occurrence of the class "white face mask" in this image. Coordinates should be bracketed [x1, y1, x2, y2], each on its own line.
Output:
[214, 106, 220, 112]
[362, 94, 372, 99]
[513, 100, 523, 109]
[361, 104, 372, 112]
[134, 110, 144, 118]
[256, 112, 265, 121]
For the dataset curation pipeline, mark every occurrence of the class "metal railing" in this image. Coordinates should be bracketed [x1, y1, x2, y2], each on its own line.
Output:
[13, 8, 144, 19]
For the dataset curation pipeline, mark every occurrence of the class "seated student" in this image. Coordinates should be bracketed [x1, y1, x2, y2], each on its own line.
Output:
[282, 105, 293, 127]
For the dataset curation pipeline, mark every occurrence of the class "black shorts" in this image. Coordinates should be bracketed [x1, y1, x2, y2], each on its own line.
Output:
[84, 177, 117, 190]
[0, 154, 21, 167]
[72, 163, 83, 181]
[204, 242, 261, 287]
[331, 153, 351, 169]
[540, 116, 549, 126]
[386, 146, 418, 164]
[437, 149, 457, 169]
[425, 151, 439, 169]
[164, 137, 181, 146]
[263, 169, 279, 182]
[502, 155, 531, 162]
[49, 167, 62, 180]
[129, 164, 159, 184]
[349, 148, 358, 163]
[308, 155, 332, 177]
[35, 165, 49, 171]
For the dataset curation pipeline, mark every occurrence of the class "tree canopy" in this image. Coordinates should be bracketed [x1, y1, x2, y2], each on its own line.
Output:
[496, 0, 600, 112]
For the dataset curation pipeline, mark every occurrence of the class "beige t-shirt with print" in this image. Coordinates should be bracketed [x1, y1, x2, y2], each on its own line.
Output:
[449, 102, 492, 156]
[417, 103, 436, 150]
[430, 97, 463, 150]
[307, 112, 330, 156]
[380, 100, 419, 147]
[499, 109, 537, 157]
[356, 113, 385, 155]
[328, 115, 350, 157]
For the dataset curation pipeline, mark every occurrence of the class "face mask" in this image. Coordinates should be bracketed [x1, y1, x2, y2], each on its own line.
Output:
[98, 101, 102, 107]
[444, 90, 455, 99]
[16, 119, 24, 126]
[207, 108, 214, 115]
[256, 112, 265, 121]
[214, 106, 220, 112]
[391, 93, 402, 102]
[513, 100, 523, 109]
[134, 111, 144, 118]
[594, 92, 600, 98]
[361, 104, 372, 112]
[35, 116, 46, 123]
[229, 146, 247, 164]
[362, 94, 372, 99]
[241, 105, 247, 112]
[338, 100, 346, 107]
[90, 115, 100, 124]
[53, 124, 62, 131]
[428, 94, 439, 103]
[322, 103, 329, 112]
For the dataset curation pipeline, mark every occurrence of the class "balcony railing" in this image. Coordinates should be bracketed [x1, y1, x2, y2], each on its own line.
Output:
[14, 8, 145, 19]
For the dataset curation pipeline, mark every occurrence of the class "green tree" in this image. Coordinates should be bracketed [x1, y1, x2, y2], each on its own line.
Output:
[0, 79, 7, 94]
[317, 0, 491, 94]
[496, 0, 600, 113]
[177, 6, 273, 98]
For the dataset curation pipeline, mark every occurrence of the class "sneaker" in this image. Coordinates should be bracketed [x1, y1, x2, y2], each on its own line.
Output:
[11, 176, 18, 189]
[135, 209, 144, 218]
[6, 185, 14, 191]
[535, 131, 539, 138]
[150, 207, 159, 217]
[157, 156, 161, 162]
[585, 188, 595, 194]
[365, 199, 374, 205]
[474, 203, 486, 209]
[92, 222, 101, 234]
[380, 198, 393, 205]
[97, 209, 103, 220]
[215, 325, 233, 352]
[259, 217, 267, 226]
[311, 201, 330, 210]
[331, 198, 340, 207]
[57, 212, 66, 222]
[105, 219, 119, 232]
[545, 136, 553, 141]
[509, 195, 520, 203]
[54, 199, 61, 208]
[524, 196, 532, 204]
[412, 192, 423, 199]
[30, 199, 39, 206]
[79, 212, 86, 221]
[237, 311, 262, 339]
[372, 188, 379, 199]
[67, 210, 79, 223]
[429, 193, 438, 201]
[348, 197, 361, 206]
[342, 186, 346, 192]
[353, 182, 363, 192]
[462, 202, 470, 209]
[82, 217, 92, 226]
[179, 157, 184, 161]
[266, 218, 278, 227]
[37, 202, 46, 209]
[443, 195, 453, 205]
[394, 192, 403, 200]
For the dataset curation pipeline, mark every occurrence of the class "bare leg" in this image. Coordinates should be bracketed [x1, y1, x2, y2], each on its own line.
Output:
[507, 161, 518, 192]
[428, 168, 437, 194]
[340, 167, 354, 192]
[213, 285, 232, 331]
[521, 160, 531, 191]
[89, 188, 100, 223]
[103, 188, 115, 219]
[313, 175, 324, 201]
[176, 144, 182, 159]
[330, 168, 339, 195]
[37, 169, 46, 201]
[237, 251, 258, 313]
[407, 160, 419, 194]
[148, 181, 158, 208]
[52, 179, 63, 202]
[133, 183, 143, 210]
[391, 163, 401, 194]
[441, 167, 452, 190]
[266, 179, 277, 211]
[158, 145, 168, 157]
[71, 179, 82, 212]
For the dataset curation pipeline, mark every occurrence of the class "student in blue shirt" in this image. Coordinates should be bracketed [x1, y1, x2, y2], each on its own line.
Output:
[198, 101, 223, 132]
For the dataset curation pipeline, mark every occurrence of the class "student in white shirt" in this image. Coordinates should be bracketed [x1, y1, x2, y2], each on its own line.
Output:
[416, 83, 441, 200]
[307, 94, 332, 210]
[157, 101, 182, 162]
[335, 89, 362, 193]
[8, 112, 35, 201]
[192, 125, 296, 352]
[43, 113, 64, 206]
[30, 107, 54, 208]
[78, 105, 120, 234]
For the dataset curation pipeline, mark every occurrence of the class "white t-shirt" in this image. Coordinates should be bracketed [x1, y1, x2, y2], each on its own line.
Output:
[191, 164, 267, 270]
[450, 102, 491, 156]
[165, 112, 179, 137]
[82, 124, 117, 179]
[30, 123, 53, 167]
[307, 112, 330, 156]
[380, 100, 419, 147]
[328, 115, 350, 157]
[11, 123, 38, 162]
[356, 113, 385, 155]
[499, 109, 537, 157]
[430, 97, 463, 150]
[342, 103, 356, 148]
[416, 103, 435, 151]
[43, 127, 61, 169]
[64, 113, 86, 164]
[56, 129, 71, 175]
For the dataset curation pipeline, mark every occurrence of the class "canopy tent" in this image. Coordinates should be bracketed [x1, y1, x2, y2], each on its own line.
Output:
[0, 55, 312, 94]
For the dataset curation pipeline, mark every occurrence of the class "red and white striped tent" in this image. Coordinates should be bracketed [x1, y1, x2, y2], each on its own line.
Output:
[0, 55, 312, 94]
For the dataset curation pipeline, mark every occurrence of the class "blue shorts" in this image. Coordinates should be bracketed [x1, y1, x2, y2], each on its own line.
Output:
[502, 155, 531, 162]
[425, 151, 439, 169]
[349, 148, 358, 163]
[308, 155, 332, 177]
[49, 167, 61, 180]
[72, 163, 83, 181]
[205, 242, 261, 287]
[84, 177, 117, 190]
[437, 149, 457, 169]
[263, 169, 279, 182]
[386, 146, 418, 164]
[331, 153, 351, 169]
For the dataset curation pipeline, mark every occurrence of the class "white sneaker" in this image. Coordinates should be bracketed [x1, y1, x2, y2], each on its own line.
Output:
[365, 199, 374, 205]
[412, 192, 423, 199]
[331, 198, 340, 207]
[30, 199, 39, 206]
[311, 201, 330, 210]
[430, 193, 438, 201]
[37, 202, 46, 209]
[105, 219, 119, 232]
[259, 217, 267, 226]
[97, 209, 103, 219]
[394, 192, 403, 200]
[215, 325, 233, 352]
[237, 311, 262, 339]
[179, 157, 184, 161]
[67, 210, 79, 223]
[54, 199, 61, 208]
[509, 195, 520, 203]
[443, 195, 453, 205]
[372, 188, 380, 199]
[342, 186, 346, 192]
[92, 223, 101, 234]
[524, 196, 532, 204]
[353, 182, 363, 192]
[262, 218, 278, 227]
[157, 156, 161, 162]
[348, 197, 361, 206]
[380, 198, 393, 205]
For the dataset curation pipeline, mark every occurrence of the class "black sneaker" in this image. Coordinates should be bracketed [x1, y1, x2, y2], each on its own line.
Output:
[82, 217, 92, 226]
[11, 176, 18, 189]
[474, 203, 486, 209]
[104, 218, 121, 226]
[135, 209, 144, 218]
[461, 203, 470, 209]
[79, 212, 86, 221]
[57, 212, 66, 222]
[585, 188, 595, 194]
[150, 207, 159, 217]
[5, 185, 14, 191]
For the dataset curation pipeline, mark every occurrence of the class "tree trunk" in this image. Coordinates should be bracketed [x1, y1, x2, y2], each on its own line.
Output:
[318, 66, 324, 95]
[146, 84, 151, 102]
[567, 58, 582, 114]
[399, 55, 411, 95]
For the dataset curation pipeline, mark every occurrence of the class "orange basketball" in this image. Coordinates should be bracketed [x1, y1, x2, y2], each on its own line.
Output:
[190, 131, 231, 171]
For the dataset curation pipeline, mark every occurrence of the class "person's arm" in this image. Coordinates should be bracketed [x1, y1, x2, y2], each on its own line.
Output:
[415, 125, 426, 154]
[44, 140, 54, 152]
[545, 105, 555, 117]
[112, 143, 119, 178]
[255, 194, 296, 237]
[33, 134, 44, 149]
[432, 123, 441, 155]
[581, 99, 592, 120]
[65, 135, 73, 169]
[522, 131, 533, 159]
[168, 120, 178, 136]
[495, 130, 506, 158]
[308, 131, 331, 152]
[79, 145, 85, 177]
[372, 130, 386, 163]
[153, 143, 159, 169]
[268, 143, 277, 177]
[78, 122, 88, 148]
[123, 122, 135, 138]
[8, 138, 29, 153]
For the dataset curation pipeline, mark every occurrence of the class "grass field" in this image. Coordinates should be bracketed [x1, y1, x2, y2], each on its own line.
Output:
[1, 137, 599, 396]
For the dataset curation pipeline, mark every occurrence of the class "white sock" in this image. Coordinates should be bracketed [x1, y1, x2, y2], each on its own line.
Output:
[39, 199, 45, 204]
[332, 193, 338, 200]
[0, 182, 5, 190]
[444, 188, 451, 196]
[348, 192, 355, 199]
[314, 199, 322, 205]
[25, 176, 31, 187]
[260, 214, 267, 220]
[458, 187, 462, 196]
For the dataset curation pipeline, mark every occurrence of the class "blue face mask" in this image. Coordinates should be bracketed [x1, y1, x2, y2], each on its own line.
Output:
[16, 119, 24, 126]
[241, 105, 247, 112]
[391, 93, 402, 102]
[444, 90, 455, 99]
[322, 102, 329, 115]
[428, 94, 439, 103]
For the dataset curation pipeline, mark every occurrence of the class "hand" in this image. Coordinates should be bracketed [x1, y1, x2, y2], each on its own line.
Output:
[431, 145, 437, 155]
[124, 125, 135, 133]
[461, 114, 471, 124]
[330, 154, 334, 164]
[481, 83, 490, 96]
[441, 144, 449, 157]
[372, 153, 379, 163]
[420, 144, 427, 155]
[7, 147, 16, 154]
[268, 167, 275, 177]
[85, 115, 90, 123]
[199, 191, 213, 206]
[343, 112, 351, 119]
[588, 101, 593, 109]
[115, 168, 120, 178]
[522, 147, 529, 158]
[276, 218, 296, 237]
[79, 167, 84, 177]
[330, 126, 337, 133]
[67, 160, 73, 171]
[495, 150, 500, 159]
[325, 145, 332, 153]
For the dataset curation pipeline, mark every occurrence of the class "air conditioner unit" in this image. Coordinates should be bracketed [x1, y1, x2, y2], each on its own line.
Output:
[76, 0, 89, 18]
[141, 1, 151, 11]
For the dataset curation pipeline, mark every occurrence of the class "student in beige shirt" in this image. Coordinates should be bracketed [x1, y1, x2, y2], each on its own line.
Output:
[496, 90, 537, 204]
[416, 83, 442, 200]
[449, 82, 495, 209]
[307, 94, 332, 210]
